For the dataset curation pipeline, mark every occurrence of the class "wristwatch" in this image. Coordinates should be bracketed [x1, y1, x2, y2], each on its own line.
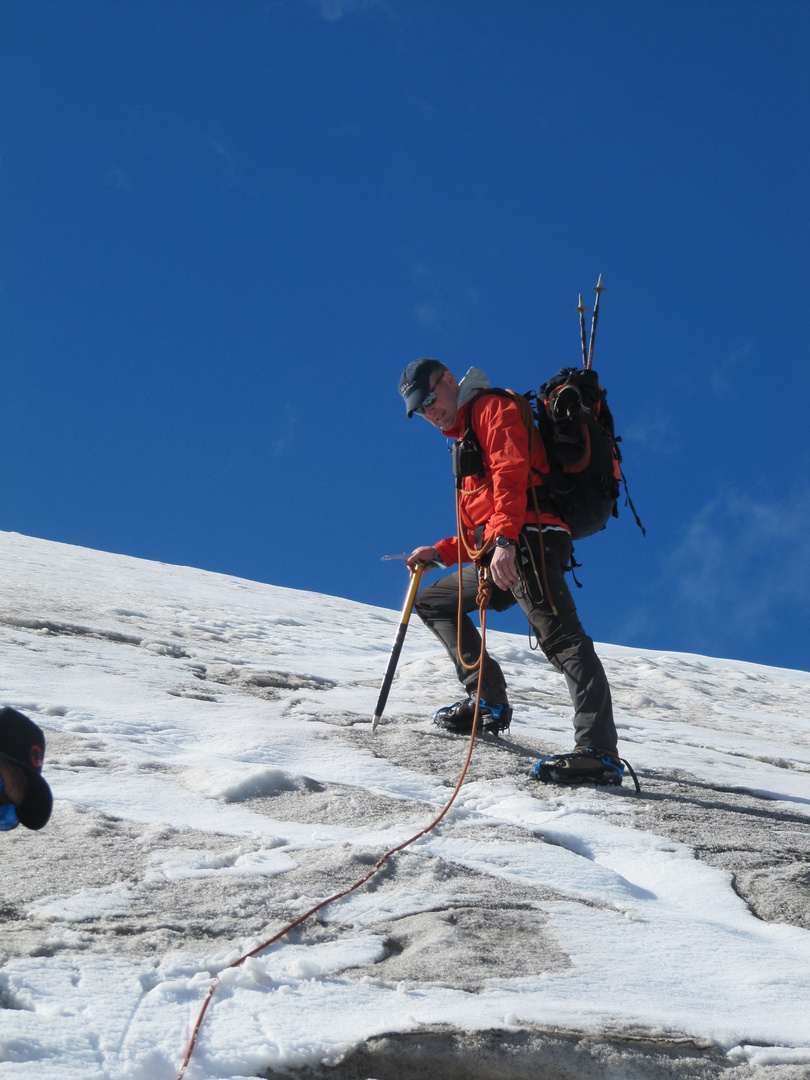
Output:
[495, 535, 516, 548]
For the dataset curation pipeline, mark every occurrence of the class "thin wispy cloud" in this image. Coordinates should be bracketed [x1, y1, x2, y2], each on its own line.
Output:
[174, 118, 242, 189]
[710, 339, 755, 398]
[410, 258, 481, 336]
[666, 485, 810, 650]
[619, 411, 680, 455]
[201, 136, 241, 189]
[104, 165, 134, 193]
[270, 403, 298, 457]
[416, 303, 440, 330]
[612, 482, 810, 663]
[308, 0, 389, 22]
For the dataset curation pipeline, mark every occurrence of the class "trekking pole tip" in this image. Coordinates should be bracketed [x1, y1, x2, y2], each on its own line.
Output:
[576, 293, 586, 314]
[594, 273, 605, 294]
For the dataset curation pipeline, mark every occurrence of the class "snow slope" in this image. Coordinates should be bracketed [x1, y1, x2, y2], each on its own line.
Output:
[1, 531, 809, 1080]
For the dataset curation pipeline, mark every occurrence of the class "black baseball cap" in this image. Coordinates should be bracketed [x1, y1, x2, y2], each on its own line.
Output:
[398, 358, 445, 418]
[0, 707, 53, 830]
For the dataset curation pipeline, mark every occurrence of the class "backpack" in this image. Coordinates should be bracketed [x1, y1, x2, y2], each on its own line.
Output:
[531, 366, 643, 540]
[453, 369, 643, 542]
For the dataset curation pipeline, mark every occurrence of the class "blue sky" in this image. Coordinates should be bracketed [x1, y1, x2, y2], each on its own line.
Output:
[1, 0, 808, 673]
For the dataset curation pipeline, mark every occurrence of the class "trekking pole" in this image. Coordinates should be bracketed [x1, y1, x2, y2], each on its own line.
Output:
[371, 563, 425, 731]
[576, 293, 588, 368]
[585, 273, 605, 370]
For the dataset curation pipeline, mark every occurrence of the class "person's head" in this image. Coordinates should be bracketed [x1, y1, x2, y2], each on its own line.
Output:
[0, 707, 53, 832]
[398, 358, 460, 430]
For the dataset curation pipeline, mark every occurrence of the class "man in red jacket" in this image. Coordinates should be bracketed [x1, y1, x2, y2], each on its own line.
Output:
[399, 358, 622, 787]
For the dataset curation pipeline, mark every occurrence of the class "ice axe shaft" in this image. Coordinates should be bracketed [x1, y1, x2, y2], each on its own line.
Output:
[372, 564, 424, 731]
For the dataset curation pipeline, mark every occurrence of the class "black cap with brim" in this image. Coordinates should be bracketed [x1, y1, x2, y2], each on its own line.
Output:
[6, 764, 53, 830]
[0, 707, 54, 830]
[398, 358, 443, 418]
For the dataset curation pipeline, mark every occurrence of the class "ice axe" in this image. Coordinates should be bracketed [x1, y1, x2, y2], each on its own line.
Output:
[371, 560, 425, 731]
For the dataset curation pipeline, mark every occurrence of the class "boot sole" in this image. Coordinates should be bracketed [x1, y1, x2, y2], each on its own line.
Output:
[532, 766, 623, 787]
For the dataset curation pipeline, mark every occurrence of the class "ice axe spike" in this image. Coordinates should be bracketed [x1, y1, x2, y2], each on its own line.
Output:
[371, 563, 425, 731]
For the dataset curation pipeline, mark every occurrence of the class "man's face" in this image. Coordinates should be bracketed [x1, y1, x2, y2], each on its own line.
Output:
[0, 758, 29, 807]
[419, 369, 459, 430]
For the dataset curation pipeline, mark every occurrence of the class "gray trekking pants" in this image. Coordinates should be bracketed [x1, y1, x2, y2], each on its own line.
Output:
[414, 529, 618, 754]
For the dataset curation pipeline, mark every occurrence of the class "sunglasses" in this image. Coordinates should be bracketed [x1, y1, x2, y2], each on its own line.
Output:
[415, 371, 445, 416]
[0, 777, 20, 831]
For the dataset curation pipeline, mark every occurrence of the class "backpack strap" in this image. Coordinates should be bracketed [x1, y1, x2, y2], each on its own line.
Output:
[451, 388, 558, 614]
[451, 388, 524, 487]
[620, 465, 646, 536]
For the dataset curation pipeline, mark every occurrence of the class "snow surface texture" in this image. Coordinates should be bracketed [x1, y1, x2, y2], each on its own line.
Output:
[1, 530, 809, 1080]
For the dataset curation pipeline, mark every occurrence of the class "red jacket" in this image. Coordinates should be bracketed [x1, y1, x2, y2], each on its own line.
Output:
[433, 392, 568, 567]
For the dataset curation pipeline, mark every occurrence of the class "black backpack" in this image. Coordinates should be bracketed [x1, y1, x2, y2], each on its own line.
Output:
[453, 370, 643, 542]
[531, 366, 643, 540]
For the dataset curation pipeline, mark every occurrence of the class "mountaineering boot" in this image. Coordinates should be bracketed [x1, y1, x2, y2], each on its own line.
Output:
[530, 747, 625, 787]
[433, 697, 512, 735]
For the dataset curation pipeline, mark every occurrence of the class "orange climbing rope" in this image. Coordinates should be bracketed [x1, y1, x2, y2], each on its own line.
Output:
[174, 579, 492, 1080]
